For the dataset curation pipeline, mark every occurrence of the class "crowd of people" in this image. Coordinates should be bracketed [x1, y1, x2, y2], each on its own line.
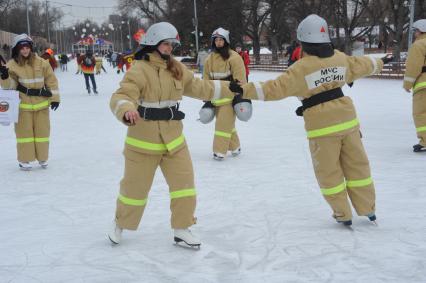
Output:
[0, 14, 425, 250]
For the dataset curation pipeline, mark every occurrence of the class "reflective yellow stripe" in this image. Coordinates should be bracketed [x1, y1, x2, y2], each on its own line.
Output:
[19, 100, 49, 110]
[166, 135, 185, 151]
[170, 188, 196, 199]
[212, 98, 233, 106]
[118, 194, 147, 206]
[232, 128, 237, 133]
[215, 130, 232, 138]
[416, 126, 426, 133]
[126, 137, 167, 151]
[347, 177, 373, 188]
[17, 137, 35, 143]
[320, 182, 346, 196]
[35, 137, 49, 143]
[413, 81, 426, 92]
[126, 135, 185, 152]
[307, 118, 359, 138]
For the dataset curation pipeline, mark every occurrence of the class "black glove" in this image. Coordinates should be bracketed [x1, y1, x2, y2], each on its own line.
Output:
[50, 102, 60, 111]
[229, 80, 243, 94]
[347, 82, 354, 88]
[117, 69, 121, 74]
[381, 55, 394, 64]
[0, 65, 9, 80]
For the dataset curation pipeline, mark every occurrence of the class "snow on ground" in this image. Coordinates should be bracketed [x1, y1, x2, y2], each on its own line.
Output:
[0, 59, 425, 283]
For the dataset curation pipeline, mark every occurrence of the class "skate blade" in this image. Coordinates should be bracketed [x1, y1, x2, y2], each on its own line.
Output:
[107, 234, 120, 245]
[174, 237, 201, 250]
[370, 220, 378, 226]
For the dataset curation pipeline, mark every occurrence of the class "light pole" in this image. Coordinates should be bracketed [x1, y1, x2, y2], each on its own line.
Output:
[408, 0, 416, 48]
[45, 0, 50, 43]
[26, 0, 30, 35]
[127, 21, 132, 50]
[193, 0, 199, 53]
[119, 24, 123, 52]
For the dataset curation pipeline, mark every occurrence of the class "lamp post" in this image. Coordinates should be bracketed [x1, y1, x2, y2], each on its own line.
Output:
[193, 0, 199, 53]
[127, 21, 132, 50]
[408, 0, 416, 48]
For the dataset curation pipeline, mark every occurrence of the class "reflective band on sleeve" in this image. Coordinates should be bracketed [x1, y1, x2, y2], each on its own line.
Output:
[118, 194, 147, 206]
[212, 80, 222, 100]
[215, 130, 232, 138]
[253, 82, 265, 101]
[404, 76, 416, 83]
[170, 188, 196, 199]
[414, 82, 426, 92]
[114, 100, 133, 116]
[18, 77, 44, 84]
[165, 135, 185, 151]
[35, 137, 49, 143]
[368, 57, 378, 75]
[346, 177, 373, 188]
[210, 71, 231, 79]
[50, 90, 60, 95]
[125, 135, 185, 152]
[17, 137, 35, 143]
[19, 100, 49, 110]
[417, 126, 426, 133]
[307, 118, 359, 138]
[320, 182, 346, 196]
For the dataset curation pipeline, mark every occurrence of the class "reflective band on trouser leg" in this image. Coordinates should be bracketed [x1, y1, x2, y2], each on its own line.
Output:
[416, 126, 426, 133]
[35, 137, 49, 143]
[307, 119, 359, 138]
[414, 82, 426, 92]
[19, 101, 50, 111]
[232, 128, 237, 133]
[215, 130, 232, 138]
[125, 135, 185, 152]
[17, 137, 35, 143]
[170, 188, 196, 199]
[212, 98, 233, 106]
[320, 182, 346, 196]
[346, 177, 373, 188]
[118, 193, 147, 206]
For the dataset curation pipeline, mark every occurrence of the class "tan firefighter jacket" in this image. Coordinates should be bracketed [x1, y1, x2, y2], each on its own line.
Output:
[240, 50, 383, 138]
[0, 54, 60, 111]
[110, 52, 234, 155]
[203, 49, 246, 106]
[404, 33, 426, 93]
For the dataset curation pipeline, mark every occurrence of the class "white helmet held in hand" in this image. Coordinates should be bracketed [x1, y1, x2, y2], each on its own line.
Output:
[199, 106, 215, 124]
[211, 27, 230, 44]
[413, 19, 426, 32]
[297, 14, 331, 43]
[233, 95, 252, 122]
[140, 22, 180, 46]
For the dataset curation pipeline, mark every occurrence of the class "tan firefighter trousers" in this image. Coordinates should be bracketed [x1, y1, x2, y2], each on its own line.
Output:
[213, 103, 240, 155]
[309, 129, 376, 221]
[15, 109, 50, 162]
[115, 146, 197, 230]
[413, 90, 426, 146]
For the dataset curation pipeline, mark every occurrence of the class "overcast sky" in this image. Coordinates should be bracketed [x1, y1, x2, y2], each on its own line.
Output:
[47, 0, 119, 27]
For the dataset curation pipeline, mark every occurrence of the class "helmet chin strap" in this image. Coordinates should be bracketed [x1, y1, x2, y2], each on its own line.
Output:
[156, 49, 171, 61]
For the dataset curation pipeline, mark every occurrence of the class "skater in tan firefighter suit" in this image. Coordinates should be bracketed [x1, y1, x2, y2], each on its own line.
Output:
[229, 15, 394, 226]
[0, 34, 60, 170]
[403, 19, 426, 153]
[94, 53, 107, 75]
[201, 27, 249, 160]
[107, 22, 235, 247]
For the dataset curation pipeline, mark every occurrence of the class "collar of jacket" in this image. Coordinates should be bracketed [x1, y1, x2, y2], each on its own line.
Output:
[147, 52, 168, 69]
[416, 33, 426, 41]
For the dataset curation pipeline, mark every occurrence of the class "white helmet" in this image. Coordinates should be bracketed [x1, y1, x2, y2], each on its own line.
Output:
[211, 27, 230, 44]
[140, 22, 180, 46]
[199, 106, 215, 124]
[12, 33, 33, 49]
[413, 19, 426, 32]
[297, 14, 331, 43]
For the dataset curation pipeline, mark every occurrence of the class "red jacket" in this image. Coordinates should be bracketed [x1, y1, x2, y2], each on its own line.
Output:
[41, 53, 58, 70]
[291, 46, 302, 62]
[238, 50, 250, 76]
